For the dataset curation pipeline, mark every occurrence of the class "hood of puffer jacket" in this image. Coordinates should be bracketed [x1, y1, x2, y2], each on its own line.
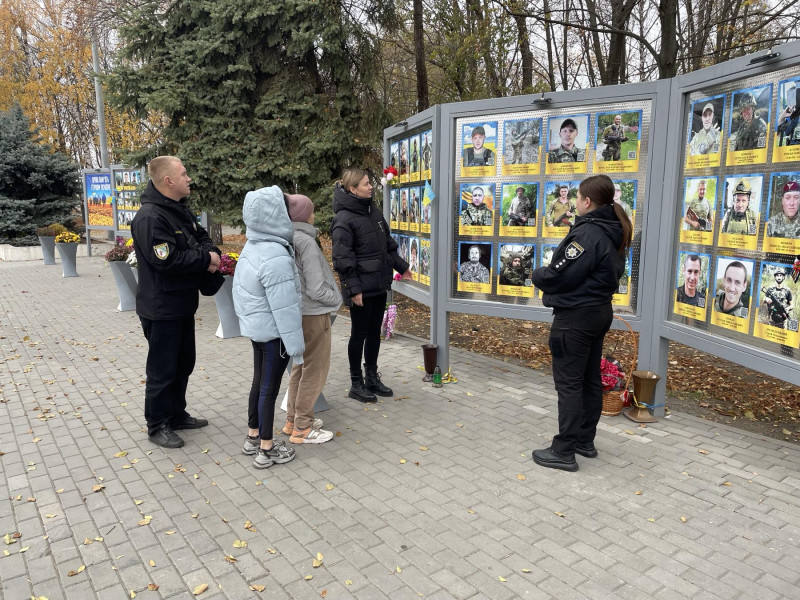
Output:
[243, 186, 294, 245]
[333, 183, 372, 215]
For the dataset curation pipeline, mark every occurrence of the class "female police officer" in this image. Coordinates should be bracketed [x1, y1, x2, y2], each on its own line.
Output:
[531, 174, 632, 471]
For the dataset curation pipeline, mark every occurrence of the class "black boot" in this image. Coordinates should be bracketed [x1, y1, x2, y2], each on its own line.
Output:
[364, 365, 393, 397]
[349, 371, 377, 403]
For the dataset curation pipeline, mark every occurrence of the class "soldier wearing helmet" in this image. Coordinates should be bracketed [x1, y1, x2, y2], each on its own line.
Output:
[730, 92, 768, 151]
[767, 181, 800, 238]
[689, 102, 720, 156]
[721, 179, 757, 235]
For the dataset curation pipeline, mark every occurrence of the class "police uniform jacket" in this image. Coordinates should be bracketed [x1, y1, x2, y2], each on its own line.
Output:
[532, 204, 624, 309]
[332, 184, 409, 307]
[232, 186, 305, 362]
[131, 181, 215, 320]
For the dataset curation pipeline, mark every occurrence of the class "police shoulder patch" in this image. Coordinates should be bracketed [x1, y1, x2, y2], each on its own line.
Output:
[565, 242, 585, 260]
[154, 243, 169, 260]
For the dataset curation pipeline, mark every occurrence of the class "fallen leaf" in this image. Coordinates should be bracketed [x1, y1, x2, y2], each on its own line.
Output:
[419, 446, 428, 451]
[345, 580, 353, 585]
[92, 484, 105, 493]
[94, 537, 103, 542]
[19, 546, 29, 553]
[67, 565, 86, 576]
[325, 484, 335, 491]
[149, 560, 156, 567]
[516, 474, 526, 481]
[138, 515, 153, 526]
[499, 575, 507, 582]
[304, 575, 313, 580]
[396, 566, 402, 573]
[721, 481, 732, 486]
[782, 429, 792, 436]
[399, 459, 407, 464]
[130, 591, 135, 599]
[244, 521, 255, 532]
[554, 512, 565, 518]
[134, 499, 143, 505]
[225, 554, 237, 563]
[267, 548, 276, 554]
[3, 532, 18, 545]
[522, 568, 531, 573]
[698, 449, 709, 454]
[647, 518, 655, 522]
[232, 540, 247, 549]
[250, 584, 266, 592]
[191, 514, 199, 519]
[467, 509, 476, 514]
[192, 583, 209, 595]
[165, 531, 176, 535]
[113, 451, 128, 458]
[680, 516, 688, 523]
[634, 490, 642, 495]
[624, 430, 636, 435]
[84, 537, 93, 545]
[147, 583, 159, 591]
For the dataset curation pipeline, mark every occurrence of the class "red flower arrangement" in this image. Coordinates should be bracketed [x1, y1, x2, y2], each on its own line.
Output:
[380, 166, 398, 186]
[600, 357, 625, 391]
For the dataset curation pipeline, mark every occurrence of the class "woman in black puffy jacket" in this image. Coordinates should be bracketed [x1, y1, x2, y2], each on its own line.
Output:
[332, 169, 411, 403]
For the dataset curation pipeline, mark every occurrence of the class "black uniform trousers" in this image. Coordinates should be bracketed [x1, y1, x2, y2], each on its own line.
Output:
[140, 317, 195, 435]
[549, 303, 613, 454]
[348, 291, 388, 374]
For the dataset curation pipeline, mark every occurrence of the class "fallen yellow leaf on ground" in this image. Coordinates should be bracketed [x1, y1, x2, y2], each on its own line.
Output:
[250, 584, 266, 592]
[233, 540, 247, 549]
[192, 583, 208, 595]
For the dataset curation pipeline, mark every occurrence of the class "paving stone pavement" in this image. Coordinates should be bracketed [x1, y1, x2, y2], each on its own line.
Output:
[1, 257, 799, 600]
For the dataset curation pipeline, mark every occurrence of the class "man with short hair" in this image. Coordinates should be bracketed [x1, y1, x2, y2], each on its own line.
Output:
[463, 126, 495, 167]
[715, 261, 749, 317]
[721, 180, 757, 235]
[684, 179, 711, 231]
[601, 114, 637, 161]
[461, 186, 493, 226]
[763, 270, 793, 329]
[546, 185, 575, 227]
[131, 156, 220, 448]
[459, 245, 490, 283]
[508, 186, 534, 226]
[767, 181, 800, 238]
[777, 101, 800, 147]
[548, 118, 583, 163]
[676, 254, 705, 307]
[422, 133, 432, 170]
[688, 103, 720, 155]
[613, 183, 632, 219]
[730, 92, 768, 151]
[499, 255, 527, 286]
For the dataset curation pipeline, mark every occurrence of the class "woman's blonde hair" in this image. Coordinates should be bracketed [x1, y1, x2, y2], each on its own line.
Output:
[340, 168, 369, 193]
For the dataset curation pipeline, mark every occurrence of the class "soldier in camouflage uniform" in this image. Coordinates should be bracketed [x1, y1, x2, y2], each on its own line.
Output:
[410, 139, 419, 173]
[676, 254, 705, 307]
[777, 102, 800, 147]
[730, 92, 768, 151]
[601, 115, 637, 161]
[721, 180, 757, 235]
[548, 118, 584, 163]
[422, 134, 432, 170]
[463, 126, 495, 167]
[683, 179, 711, 231]
[762, 270, 794, 328]
[613, 183, 632, 219]
[499, 256, 527, 286]
[546, 185, 575, 227]
[460, 245, 490, 284]
[767, 181, 800, 238]
[461, 186, 493, 226]
[508, 186, 534, 226]
[688, 103, 721, 155]
[715, 261, 749, 317]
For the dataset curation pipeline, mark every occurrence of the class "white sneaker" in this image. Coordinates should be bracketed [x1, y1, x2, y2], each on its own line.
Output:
[290, 427, 334, 444]
[282, 417, 324, 435]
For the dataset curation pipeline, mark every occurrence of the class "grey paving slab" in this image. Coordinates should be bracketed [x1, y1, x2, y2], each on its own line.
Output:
[1, 257, 799, 600]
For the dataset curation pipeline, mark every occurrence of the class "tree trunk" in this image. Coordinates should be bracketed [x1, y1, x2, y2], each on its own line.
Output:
[657, 0, 679, 78]
[413, 0, 429, 110]
[542, 0, 556, 90]
[513, 12, 534, 92]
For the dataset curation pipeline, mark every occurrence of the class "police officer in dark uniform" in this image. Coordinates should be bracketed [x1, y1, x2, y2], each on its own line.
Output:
[131, 156, 222, 448]
[531, 174, 632, 471]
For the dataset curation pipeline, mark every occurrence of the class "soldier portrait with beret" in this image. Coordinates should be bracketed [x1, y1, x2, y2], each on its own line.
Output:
[766, 176, 800, 239]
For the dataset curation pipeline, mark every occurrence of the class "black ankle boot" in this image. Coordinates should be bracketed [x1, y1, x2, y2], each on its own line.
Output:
[364, 366, 393, 397]
[349, 372, 377, 403]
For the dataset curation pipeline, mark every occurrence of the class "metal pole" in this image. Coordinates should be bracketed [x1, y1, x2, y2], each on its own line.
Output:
[91, 33, 110, 252]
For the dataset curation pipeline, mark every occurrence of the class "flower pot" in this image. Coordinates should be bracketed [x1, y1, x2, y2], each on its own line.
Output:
[109, 261, 137, 311]
[38, 236, 56, 265]
[55, 242, 78, 277]
[214, 275, 241, 338]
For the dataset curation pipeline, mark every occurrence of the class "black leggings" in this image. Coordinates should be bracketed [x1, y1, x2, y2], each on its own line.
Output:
[348, 292, 387, 373]
[247, 339, 290, 440]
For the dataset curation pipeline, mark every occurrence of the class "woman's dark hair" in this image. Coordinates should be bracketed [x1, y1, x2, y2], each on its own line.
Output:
[579, 174, 632, 254]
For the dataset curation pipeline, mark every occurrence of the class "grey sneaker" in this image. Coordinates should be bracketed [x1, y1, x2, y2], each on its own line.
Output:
[253, 438, 296, 469]
[242, 435, 259, 456]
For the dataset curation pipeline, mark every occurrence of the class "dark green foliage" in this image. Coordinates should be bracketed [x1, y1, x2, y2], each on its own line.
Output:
[0, 106, 81, 245]
[110, 0, 397, 227]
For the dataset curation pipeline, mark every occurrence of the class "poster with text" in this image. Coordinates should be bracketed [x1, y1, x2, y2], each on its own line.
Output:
[613, 247, 634, 307]
[774, 76, 800, 163]
[397, 235, 409, 264]
[421, 181, 433, 234]
[497, 244, 534, 298]
[457, 242, 492, 293]
[501, 118, 541, 175]
[718, 174, 763, 251]
[685, 94, 724, 169]
[764, 172, 800, 255]
[421, 129, 433, 181]
[594, 110, 641, 173]
[399, 139, 410, 183]
[390, 141, 400, 173]
[84, 172, 114, 229]
[710, 257, 754, 334]
[727, 84, 771, 166]
[458, 183, 495, 236]
[612, 179, 637, 228]
[499, 183, 538, 237]
[408, 186, 421, 233]
[409, 134, 421, 183]
[461, 121, 498, 177]
[409, 237, 420, 282]
[542, 181, 579, 238]
[680, 176, 717, 245]
[673, 250, 710, 320]
[390, 189, 399, 230]
[754, 261, 799, 346]
[545, 114, 589, 175]
[398, 188, 410, 231]
[420, 238, 431, 286]
[538, 244, 559, 298]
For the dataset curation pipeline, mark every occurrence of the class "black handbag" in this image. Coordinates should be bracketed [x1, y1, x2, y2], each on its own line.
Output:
[199, 270, 225, 296]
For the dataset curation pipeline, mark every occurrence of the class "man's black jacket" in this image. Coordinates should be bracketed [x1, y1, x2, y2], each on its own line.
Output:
[131, 181, 215, 320]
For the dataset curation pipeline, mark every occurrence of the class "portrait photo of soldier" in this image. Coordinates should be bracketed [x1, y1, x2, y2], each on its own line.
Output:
[766, 178, 800, 239]
[460, 184, 494, 227]
[398, 236, 409, 263]
[720, 177, 762, 235]
[503, 118, 541, 165]
[421, 130, 433, 171]
[390, 189, 399, 223]
[400, 189, 409, 223]
[776, 77, 800, 147]
[687, 97, 723, 156]
[458, 243, 491, 284]
[390, 141, 399, 170]
[544, 183, 577, 227]
[682, 177, 714, 231]
[462, 123, 497, 168]
[612, 180, 636, 220]
[409, 238, 419, 275]
[729, 86, 771, 152]
[758, 267, 796, 331]
[713, 258, 752, 318]
[409, 188, 420, 224]
[676, 253, 708, 308]
[498, 244, 534, 286]
[596, 112, 640, 161]
[547, 116, 588, 163]
[501, 184, 537, 227]
[420, 240, 431, 278]
[410, 135, 420, 175]
[400, 139, 409, 175]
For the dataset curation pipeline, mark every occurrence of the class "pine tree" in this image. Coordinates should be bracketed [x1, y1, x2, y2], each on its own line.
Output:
[0, 105, 80, 245]
[109, 0, 397, 227]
